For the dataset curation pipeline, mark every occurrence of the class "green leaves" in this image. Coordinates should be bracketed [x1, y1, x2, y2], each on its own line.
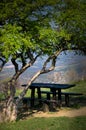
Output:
[0, 23, 35, 59]
[57, 0, 86, 47]
[0, 0, 85, 61]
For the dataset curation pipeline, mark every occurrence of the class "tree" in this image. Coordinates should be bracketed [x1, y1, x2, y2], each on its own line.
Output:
[0, 0, 85, 121]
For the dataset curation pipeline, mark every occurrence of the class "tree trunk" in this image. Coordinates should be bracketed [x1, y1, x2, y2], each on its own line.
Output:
[3, 98, 17, 122]
[2, 80, 18, 122]
[3, 70, 44, 122]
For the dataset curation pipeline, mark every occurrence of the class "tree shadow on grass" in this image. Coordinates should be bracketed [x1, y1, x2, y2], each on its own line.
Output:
[17, 95, 86, 120]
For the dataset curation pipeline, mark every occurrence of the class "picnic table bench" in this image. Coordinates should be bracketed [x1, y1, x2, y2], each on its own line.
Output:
[22, 83, 77, 107]
[40, 91, 83, 106]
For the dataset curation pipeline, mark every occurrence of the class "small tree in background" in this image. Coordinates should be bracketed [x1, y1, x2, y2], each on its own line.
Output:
[0, 0, 86, 121]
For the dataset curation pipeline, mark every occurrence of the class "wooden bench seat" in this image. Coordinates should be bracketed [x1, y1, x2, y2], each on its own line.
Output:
[39, 91, 83, 106]
[61, 92, 83, 106]
[38, 98, 58, 103]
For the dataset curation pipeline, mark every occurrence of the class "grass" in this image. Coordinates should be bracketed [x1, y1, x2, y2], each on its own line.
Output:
[64, 80, 86, 94]
[0, 116, 86, 130]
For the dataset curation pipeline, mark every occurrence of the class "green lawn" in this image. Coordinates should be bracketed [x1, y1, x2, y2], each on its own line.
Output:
[0, 116, 86, 130]
[64, 80, 86, 94]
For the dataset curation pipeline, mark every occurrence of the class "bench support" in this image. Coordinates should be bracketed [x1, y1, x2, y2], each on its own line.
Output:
[31, 88, 35, 107]
[65, 94, 69, 106]
[39, 91, 83, 107]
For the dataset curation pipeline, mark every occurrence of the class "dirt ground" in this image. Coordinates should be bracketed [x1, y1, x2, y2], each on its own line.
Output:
[31, 106, 86, 118]
[0, 103, 86, 122]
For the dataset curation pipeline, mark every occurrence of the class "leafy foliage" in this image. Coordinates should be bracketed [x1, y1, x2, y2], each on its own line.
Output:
[56, 0, 86, 49]
[0, 0, 85, 63]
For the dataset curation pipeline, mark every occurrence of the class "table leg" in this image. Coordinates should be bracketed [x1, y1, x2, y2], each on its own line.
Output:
[53, 90, 56, 100]
[37, 88, 41, 99]
[31, 88, 35, 107]
[58, 88, 62, 108]
[51, 88, 57, 108]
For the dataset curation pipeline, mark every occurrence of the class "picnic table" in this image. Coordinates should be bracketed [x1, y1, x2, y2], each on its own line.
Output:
[22, 83, 76, 107]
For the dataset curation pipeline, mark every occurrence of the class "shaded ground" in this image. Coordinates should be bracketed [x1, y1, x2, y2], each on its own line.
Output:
[30, 106, 86, 118]
[17, 104, 86, 121]
[0, 95, 86, 122]
[17, 94, 86, 120]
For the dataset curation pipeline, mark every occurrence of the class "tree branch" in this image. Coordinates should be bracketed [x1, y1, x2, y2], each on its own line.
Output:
[20, 54, 27, 67]
[11, 58, 19, 73]
[10, 53, 40, 81]
[26, 48, 34, 61]
[41, 49, 63, 74]
[16, 49, 62, 104]
[0, 58, 6, 72]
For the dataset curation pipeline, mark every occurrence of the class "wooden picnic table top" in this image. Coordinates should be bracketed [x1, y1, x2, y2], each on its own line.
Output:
[22, 83, 75, 89]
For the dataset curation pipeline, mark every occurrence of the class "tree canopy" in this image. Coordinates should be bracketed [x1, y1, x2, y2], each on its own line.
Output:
[0, 0, 85, 64]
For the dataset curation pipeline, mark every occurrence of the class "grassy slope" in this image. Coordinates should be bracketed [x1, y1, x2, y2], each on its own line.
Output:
[64, 80, 86, 94]
[0, 116, 86, 130]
